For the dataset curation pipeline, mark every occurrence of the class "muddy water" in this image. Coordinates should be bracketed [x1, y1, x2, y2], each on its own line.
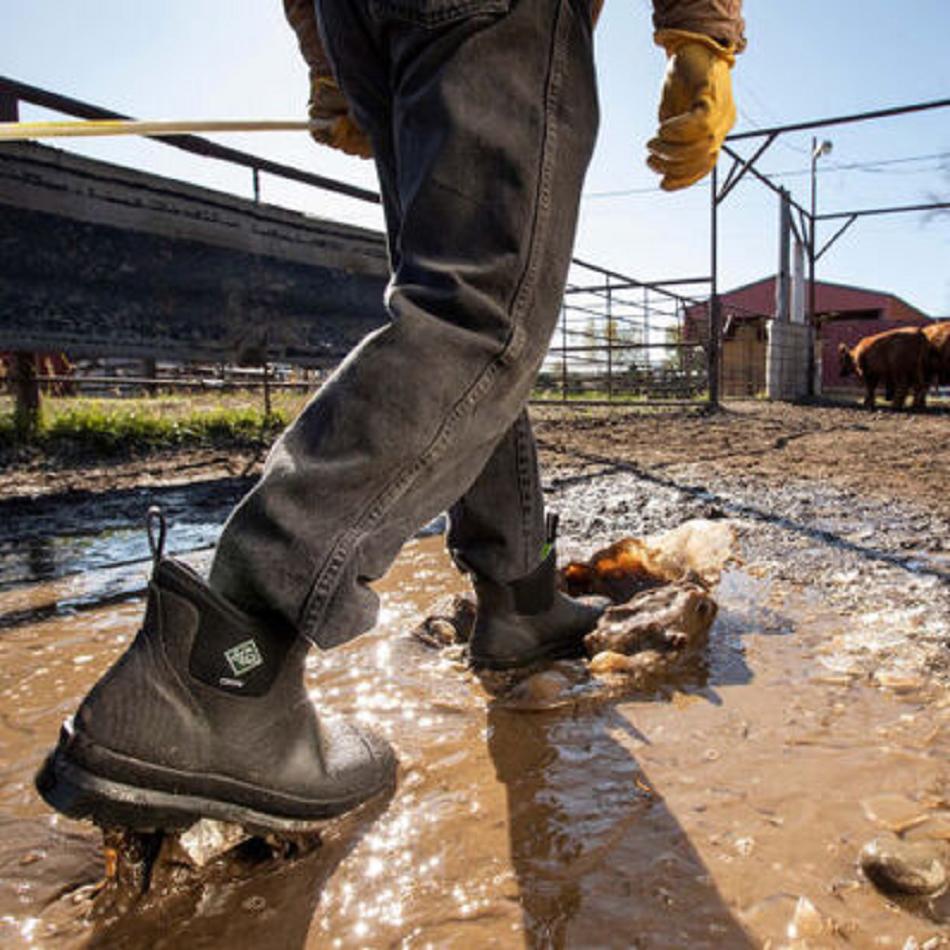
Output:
[0, 536, 948, 948]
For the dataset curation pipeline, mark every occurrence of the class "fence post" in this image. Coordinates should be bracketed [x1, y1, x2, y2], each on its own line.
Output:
[143, 357, 158, 396]
[262, 361, 273, 423]
[12, 352, 41, 440]
[560, 303, 568, 402]
[605, 277, 613, 401]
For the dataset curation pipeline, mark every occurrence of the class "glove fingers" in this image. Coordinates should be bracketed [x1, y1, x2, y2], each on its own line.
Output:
[331, 116, 373, 159]
[646, 150, 716, 178]
[646, 154, 717, 192]
[647, 135, 715, 170]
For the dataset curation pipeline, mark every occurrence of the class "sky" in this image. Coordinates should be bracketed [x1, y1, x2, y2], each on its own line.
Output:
[4, 0, 950, 315]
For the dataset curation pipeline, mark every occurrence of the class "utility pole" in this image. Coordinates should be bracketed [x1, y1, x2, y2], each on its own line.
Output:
[708, 165, 721, 409]
[808, 137, 832, 398]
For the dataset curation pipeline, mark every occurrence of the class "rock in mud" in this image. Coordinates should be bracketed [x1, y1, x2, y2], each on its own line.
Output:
[584, 582, 717, 659]
[588, 649, 665, 676]
[859, 836, 948, 896]
[175, 819, 249, 868]
[412, 593, 476, 648]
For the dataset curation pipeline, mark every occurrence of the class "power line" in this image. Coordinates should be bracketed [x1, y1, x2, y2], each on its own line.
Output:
[582, 150, 950, 200]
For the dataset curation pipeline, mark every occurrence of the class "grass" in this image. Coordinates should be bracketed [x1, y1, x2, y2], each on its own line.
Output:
[0, 384, 717, 458]
[0, 390, 311, 456]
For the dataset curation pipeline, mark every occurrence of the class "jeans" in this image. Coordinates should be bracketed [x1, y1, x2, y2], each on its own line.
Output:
[209, 0, 598, 648]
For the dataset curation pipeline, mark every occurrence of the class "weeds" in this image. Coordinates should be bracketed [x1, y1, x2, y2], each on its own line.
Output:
[0, 391, 309, 456]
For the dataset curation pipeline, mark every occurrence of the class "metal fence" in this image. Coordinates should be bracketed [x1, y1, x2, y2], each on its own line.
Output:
[533, 259, 711, 406]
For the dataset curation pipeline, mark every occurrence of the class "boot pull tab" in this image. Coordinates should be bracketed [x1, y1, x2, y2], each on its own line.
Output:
[146, 506, 168, 568]
[540, 512, 559, 561]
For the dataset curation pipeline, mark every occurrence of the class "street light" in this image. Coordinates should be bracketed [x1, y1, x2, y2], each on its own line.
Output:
[808, 137, 833, 396]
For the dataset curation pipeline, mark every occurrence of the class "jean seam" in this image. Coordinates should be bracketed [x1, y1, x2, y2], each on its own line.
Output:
[298, 0, 572, 640]
[513, 417, 535, 574]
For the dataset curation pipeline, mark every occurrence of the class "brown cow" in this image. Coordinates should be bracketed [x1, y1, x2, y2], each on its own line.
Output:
[838, 327, 929, 410]
[923, 321, 950, 388]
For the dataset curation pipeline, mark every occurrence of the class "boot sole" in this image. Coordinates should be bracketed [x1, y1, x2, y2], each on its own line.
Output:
[35, 748, 393, 835]
[469, 637, 585, 672]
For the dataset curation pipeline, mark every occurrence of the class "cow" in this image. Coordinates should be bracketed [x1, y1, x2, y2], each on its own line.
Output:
[838, 327, 929, 410]
[923, 321, 950, 389]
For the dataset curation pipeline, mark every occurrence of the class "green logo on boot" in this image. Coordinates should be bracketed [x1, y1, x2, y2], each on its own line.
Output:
[224, 639, 263, 678]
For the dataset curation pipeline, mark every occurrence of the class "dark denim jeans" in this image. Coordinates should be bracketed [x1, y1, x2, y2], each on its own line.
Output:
[209, 0, 598, 648]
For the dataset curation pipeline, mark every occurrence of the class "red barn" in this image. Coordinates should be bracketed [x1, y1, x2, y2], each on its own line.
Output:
[683, 276, 931, 396]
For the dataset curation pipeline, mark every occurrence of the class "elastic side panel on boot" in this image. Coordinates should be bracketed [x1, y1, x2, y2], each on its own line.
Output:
[508, 549, 556, 615]
[156, 561, 293, 697]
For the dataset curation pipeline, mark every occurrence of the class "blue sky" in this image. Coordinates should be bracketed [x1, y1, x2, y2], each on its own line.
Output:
[4, 0, 949, 314]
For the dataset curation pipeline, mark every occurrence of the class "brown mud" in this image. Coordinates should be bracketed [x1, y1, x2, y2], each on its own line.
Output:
[1, 534, 948, 948]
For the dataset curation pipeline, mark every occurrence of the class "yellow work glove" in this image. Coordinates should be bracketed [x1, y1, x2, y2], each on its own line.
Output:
[647, 29, 737, 191]
[309, 76, 373, 160]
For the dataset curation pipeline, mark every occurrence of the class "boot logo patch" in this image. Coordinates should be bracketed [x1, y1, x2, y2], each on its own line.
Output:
[224, 639, 263, 678]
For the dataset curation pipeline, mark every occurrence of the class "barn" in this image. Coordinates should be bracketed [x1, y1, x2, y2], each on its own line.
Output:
[683, 277, 932, 397]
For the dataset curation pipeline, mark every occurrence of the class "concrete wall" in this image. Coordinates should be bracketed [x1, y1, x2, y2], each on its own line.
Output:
[0, 142, 390, 366]
[766, 320, 811, 400]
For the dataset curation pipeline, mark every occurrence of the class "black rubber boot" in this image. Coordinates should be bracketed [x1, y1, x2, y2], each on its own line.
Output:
[35, 509, 396, 833]
[467, 516, 604, 671]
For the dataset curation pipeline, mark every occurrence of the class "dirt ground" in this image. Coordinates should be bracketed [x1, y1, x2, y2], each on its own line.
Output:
[531, 401, 950, 522]
[3, 401, 946, 512]
[1, 400, 947, 683]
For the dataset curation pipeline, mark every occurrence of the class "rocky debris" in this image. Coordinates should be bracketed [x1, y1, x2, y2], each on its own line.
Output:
[412, 593, 476, 648]
[546, 466, 950, 688]
[175, 819, 249, 869]
[415, 523, 732, 704]
[787, 895, 828, 941]
[501, 663, 592, 711]
[95, 824, 322, 916]
[584, 582, 717, 658]
[859, 836, 948, 897]
[583, 581, 718, 689]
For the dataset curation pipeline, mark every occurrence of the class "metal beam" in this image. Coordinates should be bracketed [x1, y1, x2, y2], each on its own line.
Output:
[716, 132, 778, 204]
[0, 75, 380, 205]
[815, 214, 858, 262]
[564, 276, 710, 294]
[571, 257, 710, 304]
[719, 144, 811, 219]
[817, 201, 950, 221]
[727, 97, 950, 142]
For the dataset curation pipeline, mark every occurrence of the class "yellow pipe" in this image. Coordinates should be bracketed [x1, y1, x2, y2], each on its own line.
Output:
[0, 118, 315, 142]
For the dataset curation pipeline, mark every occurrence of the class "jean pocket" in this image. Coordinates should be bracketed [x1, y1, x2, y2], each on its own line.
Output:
[369, 0, 511, 28]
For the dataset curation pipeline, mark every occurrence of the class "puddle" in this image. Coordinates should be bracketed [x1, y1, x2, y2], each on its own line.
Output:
[0, 531, 948, 947]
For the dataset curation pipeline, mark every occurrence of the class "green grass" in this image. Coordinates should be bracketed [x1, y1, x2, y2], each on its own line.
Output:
[0, 390, 310, 455]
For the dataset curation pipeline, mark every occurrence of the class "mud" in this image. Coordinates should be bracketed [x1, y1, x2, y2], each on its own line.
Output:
[0, 522, 947, 947]
[0, 401, 948, 947]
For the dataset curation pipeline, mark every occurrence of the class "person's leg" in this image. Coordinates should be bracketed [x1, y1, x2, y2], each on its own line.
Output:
[36, 0, 600, 830]
[447, 410, 546, 583]
[210, 0, 600, 653]
[33, 2, 406, 834]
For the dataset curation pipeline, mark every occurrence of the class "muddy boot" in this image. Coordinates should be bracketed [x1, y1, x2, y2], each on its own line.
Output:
[36, 509, 396, 834]
[468, 516, 604, 671]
